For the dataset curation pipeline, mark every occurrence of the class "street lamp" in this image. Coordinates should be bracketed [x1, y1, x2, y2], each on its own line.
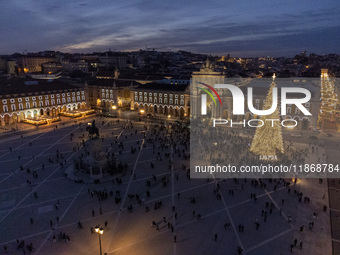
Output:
[112, 105, 117, 110]
[95, 225, 104, 255]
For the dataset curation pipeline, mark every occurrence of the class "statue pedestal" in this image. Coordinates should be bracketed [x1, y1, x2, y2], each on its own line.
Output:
[65, 135, 125, 183]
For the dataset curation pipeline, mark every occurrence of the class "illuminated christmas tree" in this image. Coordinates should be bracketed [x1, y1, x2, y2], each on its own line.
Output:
[317, 69, 338, 130]
[250, 74, 284, 158]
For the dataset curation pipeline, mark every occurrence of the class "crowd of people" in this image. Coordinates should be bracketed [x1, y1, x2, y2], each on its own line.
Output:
[1, 116, 330, 254]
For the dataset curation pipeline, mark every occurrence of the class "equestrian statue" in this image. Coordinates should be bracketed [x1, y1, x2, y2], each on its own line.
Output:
[86, 119, 100, 138]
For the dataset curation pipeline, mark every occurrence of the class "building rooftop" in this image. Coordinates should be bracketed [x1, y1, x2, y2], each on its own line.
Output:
[134, 83, 189, 92]
[0, 77, 80, 96]
[86, 78, 141, 88]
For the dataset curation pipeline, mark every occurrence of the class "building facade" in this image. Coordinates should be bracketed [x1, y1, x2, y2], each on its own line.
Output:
[87, 78, 137, 113]
[16, 56, 56, 73]
[0, 78, 87, 126]
[130, 83, 190, 119]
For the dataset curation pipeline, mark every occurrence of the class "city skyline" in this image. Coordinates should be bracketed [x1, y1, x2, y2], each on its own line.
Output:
[1, 0, 340, 57]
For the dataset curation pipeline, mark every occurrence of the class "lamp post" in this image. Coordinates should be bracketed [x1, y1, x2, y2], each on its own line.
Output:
[95, 225, 104, 255]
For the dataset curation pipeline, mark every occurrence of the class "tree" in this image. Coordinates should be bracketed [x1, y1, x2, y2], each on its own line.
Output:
[250, 77, 284, 158]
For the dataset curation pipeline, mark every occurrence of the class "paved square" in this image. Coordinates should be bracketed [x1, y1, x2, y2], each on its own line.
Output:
[0, 117, 332, 255]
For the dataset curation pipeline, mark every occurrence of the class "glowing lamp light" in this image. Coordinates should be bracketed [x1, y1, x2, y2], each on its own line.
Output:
[140, 109, 145, 113]
[95, 225, 103, 234]
[112, 105, 117, 110]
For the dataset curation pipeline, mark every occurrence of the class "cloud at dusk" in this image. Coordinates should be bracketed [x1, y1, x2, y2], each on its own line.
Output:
[1, 0, 339, 56]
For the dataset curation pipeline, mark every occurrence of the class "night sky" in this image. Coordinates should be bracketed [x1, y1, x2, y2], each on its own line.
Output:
[1, 0, 340, 57]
